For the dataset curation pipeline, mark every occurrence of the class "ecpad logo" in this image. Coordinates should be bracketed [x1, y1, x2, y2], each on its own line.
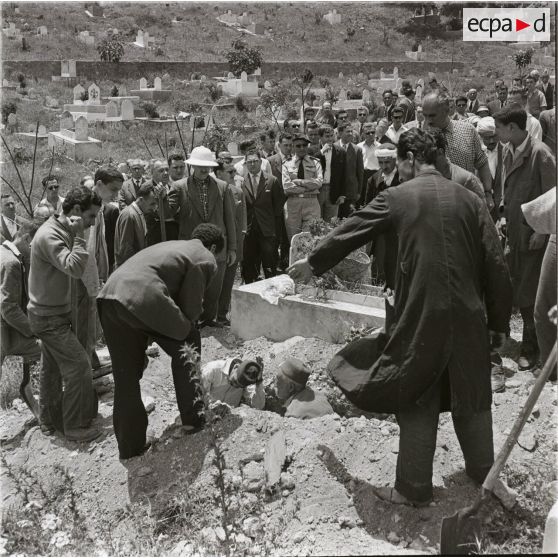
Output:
[463, 8, 550, 42]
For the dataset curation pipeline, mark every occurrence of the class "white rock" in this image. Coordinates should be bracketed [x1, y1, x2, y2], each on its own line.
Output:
[142, 395, 155, 413]
[292, 531, 305, 543]
[170, 540, 195, 557]
[387, 531, 400, 543]
[242, 517, 262, 538]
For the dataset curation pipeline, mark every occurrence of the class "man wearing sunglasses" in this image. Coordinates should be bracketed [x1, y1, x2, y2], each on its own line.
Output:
[118, 159, 147, 211]
[452, 95, 471, 121]
[39, 175, 65, 215]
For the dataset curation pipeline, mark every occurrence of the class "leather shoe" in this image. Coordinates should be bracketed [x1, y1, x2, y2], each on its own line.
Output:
[518, 355, 536, 371]
[373, 486, 431, 508]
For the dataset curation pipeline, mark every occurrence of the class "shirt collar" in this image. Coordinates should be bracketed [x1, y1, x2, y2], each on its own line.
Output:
[2, 239, 21, 257]
[508, 133, 530, 157]
[382, 168, 397, 181]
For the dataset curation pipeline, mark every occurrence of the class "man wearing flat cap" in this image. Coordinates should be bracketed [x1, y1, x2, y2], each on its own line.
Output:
[201, 357, 265, 409]
[282, 134, 323, 239]
[276, 358, 333, 419]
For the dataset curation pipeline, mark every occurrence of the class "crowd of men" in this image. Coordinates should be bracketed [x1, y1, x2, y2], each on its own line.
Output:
[0, 67, 556, 500]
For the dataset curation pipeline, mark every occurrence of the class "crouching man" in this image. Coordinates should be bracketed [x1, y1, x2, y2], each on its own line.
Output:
[97, 224, 223, 460]
[201, 357, 265, 409]
[275, 358, 333, 419]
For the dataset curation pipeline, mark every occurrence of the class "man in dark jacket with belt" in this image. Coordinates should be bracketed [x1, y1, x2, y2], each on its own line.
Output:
[97, 224, 223, 459]
[289, 128, 513, 506]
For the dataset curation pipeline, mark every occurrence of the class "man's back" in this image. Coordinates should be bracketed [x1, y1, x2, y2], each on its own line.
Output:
[98, 239, 217, 340]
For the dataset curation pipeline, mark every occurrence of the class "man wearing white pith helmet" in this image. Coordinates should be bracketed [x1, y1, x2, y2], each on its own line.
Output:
[169, 146, 237, 328]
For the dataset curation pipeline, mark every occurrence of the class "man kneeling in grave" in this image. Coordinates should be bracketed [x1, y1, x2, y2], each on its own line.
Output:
[201, 357, 265, 409]
[276, 358, 333, 419]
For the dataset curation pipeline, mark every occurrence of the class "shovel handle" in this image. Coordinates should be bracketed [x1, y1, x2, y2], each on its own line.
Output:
[483, 342, 556, 492]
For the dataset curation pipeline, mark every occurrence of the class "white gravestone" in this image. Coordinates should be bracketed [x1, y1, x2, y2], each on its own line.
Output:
[88, 83, 100, 105]
[38, 125, 47, 135]
[153, 77, 162, 90]
[200, 75, 207, 81]
[105, 101, 118, 118]
[264, 80, 272, 90]
[240, 71, 248, 81]
[227, 142, 239, 155]
[228, 72, 235, 79]
[60, 111, 74, 130]
[254, 67, 262, 76]
[73, 84, 85, 101]
[338, 88, 347, 101]
[74, 116, 89, 141]
[139, 77, 147, 90]
[339, 72, 344, 79]
[362, 90, 371, 103]
[393, 67, 399, 80]
[120, 99, 134, 120]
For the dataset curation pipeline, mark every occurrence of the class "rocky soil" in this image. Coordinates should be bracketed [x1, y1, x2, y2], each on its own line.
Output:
[1, 325, 556, 556]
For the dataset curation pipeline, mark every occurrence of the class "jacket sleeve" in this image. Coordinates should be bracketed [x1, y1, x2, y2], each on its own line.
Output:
[114, 211, 136, 267]
[223, 186, 237, 253]
[477, 199, 513, 334]
[355, 147, 364, 201]
[308, 192, 393, 276]
[539, 146, 557, 195]
[117, 184, 128, 211]
[42, 232, 89, 279]
[271, 176, 286, 217]
[167, 182, 182, 217]
[0, 258, 33, 337]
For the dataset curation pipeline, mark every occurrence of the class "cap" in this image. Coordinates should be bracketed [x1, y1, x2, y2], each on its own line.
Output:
[278, 358, 311, 386]
[292, 134, 311, 144]
[234, 360, 262, 387]
[391, 106, 404, 116]
[477, 105, 490, 114]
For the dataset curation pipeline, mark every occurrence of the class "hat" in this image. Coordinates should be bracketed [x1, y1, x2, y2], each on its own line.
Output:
[477, 116, 496, 135]
[477, 105, 490, 114]
[185, 146, 219, 167]
[376, 143, 397, 159]
[217, 150, 233, 162]
[391, 106, 404, 116]
[234, 360, 262, 388]
[278, 358, 310, 386]
[292, 134, 311, 144]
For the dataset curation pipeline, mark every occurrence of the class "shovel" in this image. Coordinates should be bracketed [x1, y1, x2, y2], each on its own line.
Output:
[440, 342, 557, 555]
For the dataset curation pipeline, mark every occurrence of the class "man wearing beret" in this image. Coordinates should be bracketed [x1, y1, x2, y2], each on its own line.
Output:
[275, 358, 333, 419]
[201, 357, 265, 409]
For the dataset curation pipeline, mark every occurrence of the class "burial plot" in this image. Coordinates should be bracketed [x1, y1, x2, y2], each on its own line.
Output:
[48, 114, 102, 161]
[131, 77, 171, 101]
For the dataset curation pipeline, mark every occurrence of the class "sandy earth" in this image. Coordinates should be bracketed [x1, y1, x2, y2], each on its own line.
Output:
[1, 326, 556, 556]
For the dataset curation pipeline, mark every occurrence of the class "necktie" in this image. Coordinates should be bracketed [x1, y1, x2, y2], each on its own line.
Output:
[297, 159, 304, 179]
[249, 174, 258, 198]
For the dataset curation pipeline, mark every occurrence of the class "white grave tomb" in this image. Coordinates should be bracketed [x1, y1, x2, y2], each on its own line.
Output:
[221, 71, 258, 97]
[131, 77, 171, 101]
[324, 9, 342, 25]
[48, 115, 102, 161]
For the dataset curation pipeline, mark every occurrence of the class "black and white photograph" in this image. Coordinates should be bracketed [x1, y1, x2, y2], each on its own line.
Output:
[0, 1, 556, 555]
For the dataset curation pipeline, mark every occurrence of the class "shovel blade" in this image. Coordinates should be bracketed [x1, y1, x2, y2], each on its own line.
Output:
[440, 510, 481, 556]
[20, 383, 40, 420]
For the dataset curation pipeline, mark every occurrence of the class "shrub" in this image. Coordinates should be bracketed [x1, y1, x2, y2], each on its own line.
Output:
[110, 85, 119, 97]
[80, 90, 89, 102]
[224, 38, 263, 77]
[2, 100, 17, 124]
[97, 37, 124, 62]
[141, 101, 159, 118]
[234, 95, 249, 112]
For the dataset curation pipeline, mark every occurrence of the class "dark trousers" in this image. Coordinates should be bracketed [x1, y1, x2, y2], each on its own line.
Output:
[242, 225, 277, 284]
[395, 374, 494, 503]
[201, 259, 226, 322]
[146, 220, 179, 245]
[278, 210, 290, 271]
[97, 299, 203, 459]
[520, 305, 539, 359]
[534, 236, 557, 376]
[218, 261, 238, 322]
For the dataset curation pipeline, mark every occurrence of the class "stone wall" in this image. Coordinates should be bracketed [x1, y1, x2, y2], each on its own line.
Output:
[3, 59, 464, 81]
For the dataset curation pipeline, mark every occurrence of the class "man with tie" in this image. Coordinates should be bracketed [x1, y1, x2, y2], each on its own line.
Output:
[240, 152, 284, 283]
[352, 106, 371, 141]
[466, 89, 480, 114]
[1, 220, 42, 417]
[145, 160, 177, 244]
[537, 69, 554, 111]
[488, 86, 509, 115]
[336, 123, 364, 217]
[375, 89, 396, 122]
[118, 159, 146, 210]
[170, 146, 236, 327]
[114, 182, 159, 267]
[1, 194, 23, 243]
[282, 134, 323, 240]
[477, 117, 504, 220]
[318, 125, 347, 221]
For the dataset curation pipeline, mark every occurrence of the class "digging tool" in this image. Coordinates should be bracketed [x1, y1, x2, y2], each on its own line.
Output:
[19, 362, 39, 420]
[440, 342, 557, 555]
[158, 187, 167, 242]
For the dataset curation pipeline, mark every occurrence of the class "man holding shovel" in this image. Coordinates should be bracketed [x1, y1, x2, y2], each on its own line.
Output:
[289, 128, 513, 507]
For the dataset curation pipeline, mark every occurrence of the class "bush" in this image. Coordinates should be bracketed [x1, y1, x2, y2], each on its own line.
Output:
[110, 85, 119, 97]
[141, 101, 159, 118]
[2, 100, 17, 124]
[224, 38, 263, 77]
[234, 95, 249, 112]
[97, 37, 124, 62]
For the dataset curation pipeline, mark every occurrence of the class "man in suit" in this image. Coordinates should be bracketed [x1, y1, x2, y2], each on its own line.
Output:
[317, 124, 346, 221]
[357, 122, 380, 206]
[315, 101, 336, 127]
[375, 89, 396, 122]
[525, 75, 547, 119]
[539, 107, 556, 153]
[1, 194, 24, 243]
[169, 146, 236, 327]
[352, 106, 371, 141]
[477, 117, 504, 219]
[398, 81, 416, 124]
[241, 151, 285, 283]
[306, 121, 321, 157]
[466, 89, 480, 114]
[494, 105, 556, 371]
[336, 123, 364, 217]
[488, 86, 509, 115]
[97, 224, 223, 459]
[538, 69, 554, 111]
[146, 160, 177, 244]
[259, 130, 276, 159]
[114, 182, 158, 268]
[268, 133, 293, 270]
[234, 139, 273, 178]
[1, 221, 41, 417]
[118, 159, 146, 210]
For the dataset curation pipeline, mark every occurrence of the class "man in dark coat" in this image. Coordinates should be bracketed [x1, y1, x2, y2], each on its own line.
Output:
[317, 124, 346, 222]
[97, 224, 223, 459]
[288, 128, 512, 506]
[494, 105, 556, 370]
[241, 151, 285, 283]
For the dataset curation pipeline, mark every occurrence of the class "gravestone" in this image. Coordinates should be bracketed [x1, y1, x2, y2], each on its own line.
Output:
[60, 110, 74, 130]
[357, 72, 364, 79]
[395, 78, 402, 92]
[190, 73, 197, 81]
[324, 9, 342, 25]
[88, 83, 100, 104]
[418, 44, 423, 53]
[38, 125, 47, 135]
[348, 78, 354, 86]
[154, 77, 162, 90]
[289, 232, 313, 266]
[227, 141, 239, 155]
[200, 75, 207, 81]
[362, 89, 371, 103]
[228, 72, 235, 79]
[338, 88, 347, 101]
[136, 29, 146, 47]
[105, 100, 118, 117]
[139, 77, 147, 90]
[120, 99, 134, 120]
[72, 84, 84, 101]
[74, 116, 88, 141]
[37, 25, 47, 35]
[61, 59, 77, 78]
[264, 80, 272, 90]
[254, 67, 262, 76]
[339, 72, 344, 79]
[393, 67, 399, 80]
[240, 71, 248, 82]
[7, 113, 17, 128]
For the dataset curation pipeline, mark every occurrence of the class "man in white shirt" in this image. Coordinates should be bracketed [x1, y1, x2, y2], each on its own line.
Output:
[385, 106, 408, 144]
[39, 175, 65, 216]
[357, 122, 380, 204]
[506, 88, 543, 140]
[235, 139, 273, 178]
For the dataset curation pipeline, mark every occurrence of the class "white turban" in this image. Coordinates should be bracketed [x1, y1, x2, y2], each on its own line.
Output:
[376, 145, 397, 159]
[477, 116, 496, 135]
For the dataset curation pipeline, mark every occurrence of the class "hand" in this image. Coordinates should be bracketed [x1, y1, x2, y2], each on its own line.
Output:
[227, 250, 237, 266]
[485, 192, 495, 212]
[153, 183, 166, 197]
[68, 216, 84, 236]
[335, 196, 346, 205]
[528, 233, 546, 251]
[489, 330, 507, 352]
[287, 257, 314, 283]
[292, 179, 303, 186]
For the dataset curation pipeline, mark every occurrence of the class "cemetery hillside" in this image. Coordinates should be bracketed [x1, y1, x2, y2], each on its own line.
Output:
[0, 1, 557, 557]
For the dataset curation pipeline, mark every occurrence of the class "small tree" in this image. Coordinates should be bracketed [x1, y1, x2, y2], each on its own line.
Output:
[110, 85, 119, 97]
[97, 36, 124, 62]
[513, 49, 534, 81]
[224, 38, 263, 77]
